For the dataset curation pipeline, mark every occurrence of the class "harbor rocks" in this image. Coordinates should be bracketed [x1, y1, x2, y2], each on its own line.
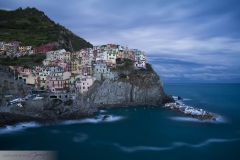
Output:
[164, 102, 217, 121]
[0, 98, 97, 127]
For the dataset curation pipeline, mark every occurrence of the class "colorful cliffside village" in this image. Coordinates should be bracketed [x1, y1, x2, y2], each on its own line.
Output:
[0, 41, 58, 57]
[0, 42, 147, 101]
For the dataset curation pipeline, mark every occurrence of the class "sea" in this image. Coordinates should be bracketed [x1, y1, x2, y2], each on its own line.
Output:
[0, 83, 240, 160]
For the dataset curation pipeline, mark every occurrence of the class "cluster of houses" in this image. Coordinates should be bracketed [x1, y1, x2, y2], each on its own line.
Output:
[8, 44, 147, 100]
[0, 41, 58, 58]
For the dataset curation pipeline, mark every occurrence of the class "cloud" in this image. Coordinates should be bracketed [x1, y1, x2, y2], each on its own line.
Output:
[1, 0, 240, 83]
[149, 57, 240, 83]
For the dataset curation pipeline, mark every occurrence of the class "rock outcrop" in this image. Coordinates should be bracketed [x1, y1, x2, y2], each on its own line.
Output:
[0, 98, 97, 127]
[87, 66, 168, 107]
[0, 64, 169, 126]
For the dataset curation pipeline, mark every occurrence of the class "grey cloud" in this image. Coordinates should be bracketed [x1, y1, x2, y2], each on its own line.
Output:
[1, 0, 240, 83]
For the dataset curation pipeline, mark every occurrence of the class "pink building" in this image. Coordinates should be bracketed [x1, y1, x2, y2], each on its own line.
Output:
[46, 75, 70, 93]
[75, 76, 95, 94]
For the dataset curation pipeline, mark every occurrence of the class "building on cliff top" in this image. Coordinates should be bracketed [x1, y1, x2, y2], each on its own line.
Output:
[75, 75, 95, 94]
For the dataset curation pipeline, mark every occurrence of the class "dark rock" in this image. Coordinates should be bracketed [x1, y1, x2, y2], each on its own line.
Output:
[177, 96, 183, 100]
[102, 115, 110, 121]
[87, 70, 167, 107]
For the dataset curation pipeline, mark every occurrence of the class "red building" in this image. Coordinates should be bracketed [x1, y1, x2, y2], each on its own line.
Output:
[33, 42, 59, 54]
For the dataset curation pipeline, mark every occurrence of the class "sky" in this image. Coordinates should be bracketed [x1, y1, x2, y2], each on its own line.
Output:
[1, 0, 240, 83]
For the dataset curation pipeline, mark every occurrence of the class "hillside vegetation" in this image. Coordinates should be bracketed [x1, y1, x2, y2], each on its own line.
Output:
[0, 7, 92, 51]
[0, 54, 46, 67]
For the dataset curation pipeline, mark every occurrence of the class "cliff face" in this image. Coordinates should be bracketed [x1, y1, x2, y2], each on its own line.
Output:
[87, 68, 167, 107]
[0, 64, 169, 126]
[0, 65, 32, 106]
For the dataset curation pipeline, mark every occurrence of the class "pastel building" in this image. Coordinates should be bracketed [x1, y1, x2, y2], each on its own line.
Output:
[4, 42, 19, 57]
[17, 67, 36, 85]
[75, 75, 95, 94]
[81, 53, 91, 66]
[96, 51, 107, 63]
[134, 50, 146, 69]
[107, 50, 117, 66]
[116, 50, 124, 59]
[46, 49, 67, 61]
[81, 65, 93, 76]
[48, 66, 64, 75]
[125, 50, 135, 61]
[18, 46, 32, 55]
[35, 68, 50, 89]
[46, 72, 71, 93]
[93, 63, 116, 80]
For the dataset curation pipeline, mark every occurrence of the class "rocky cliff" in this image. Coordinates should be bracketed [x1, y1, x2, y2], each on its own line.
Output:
[0, 64, 170, 126]
[87, 65, 169, 107]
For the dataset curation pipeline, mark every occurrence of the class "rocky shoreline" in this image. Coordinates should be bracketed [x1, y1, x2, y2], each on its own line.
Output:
[0, 98, 97, 127]
[0, 64, 218, 127]
[0, 96, 218, 127]
[163, 96, 217, 121]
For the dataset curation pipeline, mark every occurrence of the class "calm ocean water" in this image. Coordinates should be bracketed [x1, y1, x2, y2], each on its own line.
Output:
[0, 83, 240, 160]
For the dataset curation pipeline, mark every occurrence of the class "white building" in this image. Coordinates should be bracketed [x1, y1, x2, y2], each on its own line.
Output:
[96, 51, 107, 63]
[134, 50, 146, 69]
[46, 49, 69, 61]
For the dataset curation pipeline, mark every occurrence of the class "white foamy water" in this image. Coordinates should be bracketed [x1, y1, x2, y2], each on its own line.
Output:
[183, 98, 192, 101]
[101, 115, 124, 122]
[62, 114, 125, 125]
[173, 95, 192, 101]
[0, 122, 40, 134]
[0, 114, 125, 134]
[99, 110, 107, 113]
[113, 138, 240, 153]
[169, 116, 226, 123]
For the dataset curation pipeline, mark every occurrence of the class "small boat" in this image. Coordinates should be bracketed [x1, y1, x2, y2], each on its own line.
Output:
[9, 98, 24, 105]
